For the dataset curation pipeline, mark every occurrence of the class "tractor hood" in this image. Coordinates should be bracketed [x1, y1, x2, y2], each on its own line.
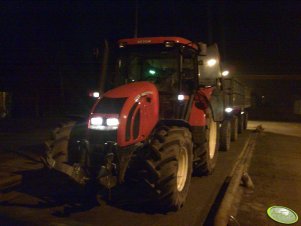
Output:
[90, 82, 159, 147]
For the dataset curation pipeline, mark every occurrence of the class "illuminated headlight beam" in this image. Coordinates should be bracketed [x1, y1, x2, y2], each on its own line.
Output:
[106, 117, 119, 126]
[89, 116, 120, 131]
[90, 117, 103, 126]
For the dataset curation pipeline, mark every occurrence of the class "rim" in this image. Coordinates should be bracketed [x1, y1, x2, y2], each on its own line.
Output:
[177, 146, 188, 192]
[209, 119, 217, 159]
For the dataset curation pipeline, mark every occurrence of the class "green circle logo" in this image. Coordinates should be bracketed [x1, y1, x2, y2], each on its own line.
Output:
[267, 206, 298, 224]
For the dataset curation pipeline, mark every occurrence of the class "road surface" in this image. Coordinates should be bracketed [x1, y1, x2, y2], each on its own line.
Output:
[236, 121, 301, 225]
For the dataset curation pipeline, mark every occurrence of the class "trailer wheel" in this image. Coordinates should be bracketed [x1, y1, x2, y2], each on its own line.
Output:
[231, 116, 238, 141]
[136, 126, 193, 211]
[243, 112, 248, 130]
[193, 110, 219, 176]
[238, 114, 244, 134]
[220, 119, 231, 151]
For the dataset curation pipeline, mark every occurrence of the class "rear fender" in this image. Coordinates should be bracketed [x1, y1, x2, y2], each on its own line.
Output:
[188, 86, 223, 127]
[210, 88, 224, 122]
[156, 119, 191, 129]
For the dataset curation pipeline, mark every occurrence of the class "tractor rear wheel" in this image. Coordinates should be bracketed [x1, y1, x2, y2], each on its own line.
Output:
[137, 126, 193, 211]
[193, 110, 220, 176]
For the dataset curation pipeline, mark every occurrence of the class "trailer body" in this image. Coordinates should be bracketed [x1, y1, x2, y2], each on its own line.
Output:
[223, 78, 251, 112]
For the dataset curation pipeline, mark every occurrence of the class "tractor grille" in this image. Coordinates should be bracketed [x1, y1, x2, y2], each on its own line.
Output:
[88, 130, 117, 145]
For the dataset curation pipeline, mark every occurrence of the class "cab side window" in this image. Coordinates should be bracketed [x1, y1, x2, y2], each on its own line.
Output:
[181, 50, 197, 93]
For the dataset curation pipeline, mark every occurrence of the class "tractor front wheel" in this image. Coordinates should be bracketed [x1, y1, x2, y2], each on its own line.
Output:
[137, 126, 193, 211]
[45, 120, 86, 164]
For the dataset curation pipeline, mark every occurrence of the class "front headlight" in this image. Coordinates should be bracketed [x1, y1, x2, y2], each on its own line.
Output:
[90, 117, 103, 126]
[89, 115, 119, 130]
[106, 117, 119, 126]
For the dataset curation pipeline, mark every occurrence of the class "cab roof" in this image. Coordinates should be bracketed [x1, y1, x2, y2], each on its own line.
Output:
[118, 37, 198, 50]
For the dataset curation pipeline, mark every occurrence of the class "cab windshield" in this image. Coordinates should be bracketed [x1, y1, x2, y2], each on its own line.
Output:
[117, 46, 179, 93]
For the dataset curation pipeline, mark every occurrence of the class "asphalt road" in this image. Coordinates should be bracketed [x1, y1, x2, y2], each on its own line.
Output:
[0, 121, 251, 226]
[236, 121, 301, 225]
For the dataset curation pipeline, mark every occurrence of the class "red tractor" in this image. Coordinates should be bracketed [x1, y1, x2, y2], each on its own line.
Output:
[45, 37, 225, 211]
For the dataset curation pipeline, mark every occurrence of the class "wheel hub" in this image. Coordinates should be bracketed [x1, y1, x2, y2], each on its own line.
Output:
[177, 146, 188, 192]
[209, 120, 217, 159]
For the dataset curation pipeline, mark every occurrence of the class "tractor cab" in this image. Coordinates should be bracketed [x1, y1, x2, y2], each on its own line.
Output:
[115, 37, 200, 119]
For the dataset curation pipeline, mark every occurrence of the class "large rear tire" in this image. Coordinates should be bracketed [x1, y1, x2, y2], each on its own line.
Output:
[193, 110, 219, 176]
[136, 126, 193, 211]
[220, 119, 231, 151]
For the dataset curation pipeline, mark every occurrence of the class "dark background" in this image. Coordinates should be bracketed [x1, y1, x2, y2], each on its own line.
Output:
[1, 0, 301, 117]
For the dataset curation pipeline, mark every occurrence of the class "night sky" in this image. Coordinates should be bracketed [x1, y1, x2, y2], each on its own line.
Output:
[0, 0, 301, 115]
[2, 1, 301, 73]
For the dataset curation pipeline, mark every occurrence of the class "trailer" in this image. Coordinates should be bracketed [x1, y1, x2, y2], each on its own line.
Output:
[219, 78, 251, 151]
